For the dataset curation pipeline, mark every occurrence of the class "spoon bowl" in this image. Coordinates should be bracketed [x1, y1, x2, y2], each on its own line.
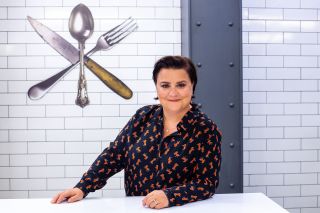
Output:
[68, 4, 94, 43]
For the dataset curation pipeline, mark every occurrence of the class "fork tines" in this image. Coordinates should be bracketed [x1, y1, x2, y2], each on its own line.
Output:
[109, 23, 138, 45]
[104, 17, 138, 45]
[105, 17, 137, 36]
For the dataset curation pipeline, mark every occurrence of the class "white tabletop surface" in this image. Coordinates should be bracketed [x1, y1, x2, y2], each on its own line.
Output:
[1, 193, 288, 213]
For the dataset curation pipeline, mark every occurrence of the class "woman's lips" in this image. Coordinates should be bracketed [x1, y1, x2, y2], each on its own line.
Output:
[168, 99, 180, 102]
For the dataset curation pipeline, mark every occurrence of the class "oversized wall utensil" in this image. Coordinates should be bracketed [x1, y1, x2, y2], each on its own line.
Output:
[27, 17, 137, 100]
[27, 16, 136, 102]
[68, 4, 94, 108]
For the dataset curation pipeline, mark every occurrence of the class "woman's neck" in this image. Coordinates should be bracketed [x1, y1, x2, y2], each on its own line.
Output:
[162, 105, 191, 138]
[162, 105, 191, 125]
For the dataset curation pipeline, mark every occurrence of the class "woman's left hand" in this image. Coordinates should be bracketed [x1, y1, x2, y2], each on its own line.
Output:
[142, 190, 169, 209]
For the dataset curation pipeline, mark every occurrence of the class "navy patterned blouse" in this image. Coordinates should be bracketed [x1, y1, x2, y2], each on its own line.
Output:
[75, 103, 222, 207]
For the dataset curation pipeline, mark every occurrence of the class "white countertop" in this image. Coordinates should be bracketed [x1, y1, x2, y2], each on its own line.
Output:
[1, 193, 288, 213]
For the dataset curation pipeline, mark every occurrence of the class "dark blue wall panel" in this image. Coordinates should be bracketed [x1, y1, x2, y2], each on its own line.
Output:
[182, 0, 243, 193]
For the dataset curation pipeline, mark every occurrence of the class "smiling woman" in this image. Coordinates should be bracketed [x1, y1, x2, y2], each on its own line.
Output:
[51, 56, 222, 209]
[152, 56, 197, 138]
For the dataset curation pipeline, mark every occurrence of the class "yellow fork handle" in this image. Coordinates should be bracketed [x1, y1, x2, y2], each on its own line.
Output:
[84, 57, 133, 99]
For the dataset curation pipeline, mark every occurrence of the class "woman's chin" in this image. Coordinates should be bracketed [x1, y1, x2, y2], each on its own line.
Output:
[163, 102, 187, 113]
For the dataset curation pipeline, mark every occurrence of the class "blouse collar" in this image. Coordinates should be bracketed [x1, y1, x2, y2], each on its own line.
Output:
[152, 102, 201, 134]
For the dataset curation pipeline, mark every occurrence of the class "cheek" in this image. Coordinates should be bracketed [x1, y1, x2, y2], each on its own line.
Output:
[182, 87, 193, 97]
[156, 88, 167, 99]
[156, 86, 163, 94]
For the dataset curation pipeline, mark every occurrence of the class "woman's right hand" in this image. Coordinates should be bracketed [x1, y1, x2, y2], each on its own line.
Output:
[51, 188, 84, 204]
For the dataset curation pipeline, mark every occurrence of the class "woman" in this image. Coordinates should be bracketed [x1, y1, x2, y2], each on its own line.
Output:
[51, 56, 222, 209]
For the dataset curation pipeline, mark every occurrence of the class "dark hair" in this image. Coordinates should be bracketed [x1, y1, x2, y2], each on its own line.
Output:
[152, 56, 198, 94]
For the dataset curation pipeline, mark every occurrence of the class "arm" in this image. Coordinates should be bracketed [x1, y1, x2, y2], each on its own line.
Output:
[75, 115, 136, 197]
[163, 123, 222, 206]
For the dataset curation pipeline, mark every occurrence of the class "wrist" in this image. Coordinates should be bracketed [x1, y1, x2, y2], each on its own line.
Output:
[74, 186, 86, 198]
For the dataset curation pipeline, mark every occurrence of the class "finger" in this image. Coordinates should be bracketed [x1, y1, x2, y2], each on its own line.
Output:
[146, 196, 157, 208]
[146, 197, 157, 209]
[142, 192, 153, 206]
[149, 201, 157, 209]
[154, 198, 162, 209]
[51, 193, 61, 204]
[56, 193, 67, 204]
[144, 197, 151, 207]
[67, 194, 81, 203]
[142, 197, 147, 206]
[145, 195, 153, 207]
[154, 203, 162, 209]
[56, 190, 73, 204]
[142, 198, 147, 207]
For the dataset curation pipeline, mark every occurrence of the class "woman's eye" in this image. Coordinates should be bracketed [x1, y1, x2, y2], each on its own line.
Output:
[161, 84, 170, 88]
[177, 83, 186, 88]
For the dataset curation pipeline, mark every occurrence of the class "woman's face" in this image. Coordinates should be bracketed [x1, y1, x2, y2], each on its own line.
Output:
[156, 68, 193, 114]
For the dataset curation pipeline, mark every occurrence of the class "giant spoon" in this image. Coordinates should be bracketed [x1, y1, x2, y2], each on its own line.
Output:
[68, 4, 94, 107]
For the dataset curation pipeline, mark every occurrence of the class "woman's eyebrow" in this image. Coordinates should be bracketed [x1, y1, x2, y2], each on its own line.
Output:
[159, 80, 187, 84]
[176, 81, 187, 83]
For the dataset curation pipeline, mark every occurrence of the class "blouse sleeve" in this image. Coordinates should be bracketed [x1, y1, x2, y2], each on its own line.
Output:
[163, 123, 222, 206]
[74, 115, 136, 197]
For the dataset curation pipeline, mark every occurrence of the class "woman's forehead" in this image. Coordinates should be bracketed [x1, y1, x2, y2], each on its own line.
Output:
[157, 68, 190, 80]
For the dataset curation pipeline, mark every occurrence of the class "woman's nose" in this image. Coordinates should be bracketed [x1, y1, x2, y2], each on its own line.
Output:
[168, 88, 178, 96]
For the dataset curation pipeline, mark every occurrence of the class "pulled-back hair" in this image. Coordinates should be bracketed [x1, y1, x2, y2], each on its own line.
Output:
[152, 56, 197, 93]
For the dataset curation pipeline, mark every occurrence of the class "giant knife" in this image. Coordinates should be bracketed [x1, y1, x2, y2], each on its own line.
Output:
[27, 16, 133, 100]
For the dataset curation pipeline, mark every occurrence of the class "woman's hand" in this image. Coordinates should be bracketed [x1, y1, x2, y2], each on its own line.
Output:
[142, 190, 169, 209]
[51, 188, 84, 204]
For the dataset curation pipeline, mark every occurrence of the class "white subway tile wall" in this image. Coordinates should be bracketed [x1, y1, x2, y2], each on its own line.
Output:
[1, 0, 320, 212]
[244, 0, 320, 213]
[0, 0, 180, 199]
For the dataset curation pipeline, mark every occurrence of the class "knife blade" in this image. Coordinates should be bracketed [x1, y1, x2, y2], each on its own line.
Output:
[27, 16, 133, 100]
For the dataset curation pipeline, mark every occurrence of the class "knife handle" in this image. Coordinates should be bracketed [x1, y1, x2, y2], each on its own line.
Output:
[84, 57, 133, 99]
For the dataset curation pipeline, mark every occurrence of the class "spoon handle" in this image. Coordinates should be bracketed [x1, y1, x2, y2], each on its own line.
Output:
[84, 57, 133, 99]
[75, 43, 90, 108]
